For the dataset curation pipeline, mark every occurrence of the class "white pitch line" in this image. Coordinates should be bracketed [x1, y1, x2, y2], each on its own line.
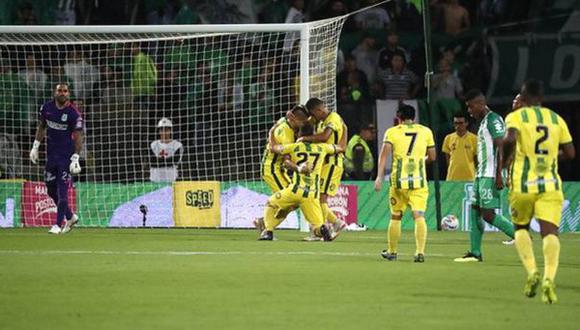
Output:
[0, 250, 448, 257]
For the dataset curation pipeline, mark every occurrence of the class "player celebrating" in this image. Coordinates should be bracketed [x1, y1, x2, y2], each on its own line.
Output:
[374, 104, 436, 262]
[454, 90, 515, 262]
[29, 83, 83, 234]
[260, 123, 346, 241]
[253, 105, 310, 231]
[503, 79, 575, 304]
[299, 97, 347, 239]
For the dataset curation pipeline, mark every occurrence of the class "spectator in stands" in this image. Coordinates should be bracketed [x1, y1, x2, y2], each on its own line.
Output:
[0, 133, 21, 179]
[63, 50, 99, 104]
[376, 51, 420, 100]
[15, 2, 37, 25]
[432, 58, 463, 100]
[259, 0, 290, 23]
[149, 117, 183, 183]
[283, 0, 305, 52]
[351, 34, 379, 84]
[442, 113, 477, 181]
[353, 0, 391, 30]
[337, 55, 370, 130]
[377, 30, 410, 69]
[345, 122, 377, 180]
[442, 45, 461, 77]
[173, 1, 201, 24]
[0, 59, 33, 129]
[54, 0, 77, 25]
[18, 54, 47, 101]
[130, 42, 158, 109]
[145, 0, 179, 25]
[442, 0, 470, 35]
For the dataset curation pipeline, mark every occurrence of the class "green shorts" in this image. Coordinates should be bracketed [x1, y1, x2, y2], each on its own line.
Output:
[472, 177, 502, 209]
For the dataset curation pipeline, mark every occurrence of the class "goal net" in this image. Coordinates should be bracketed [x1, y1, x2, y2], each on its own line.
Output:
[0, 18, 346, 228]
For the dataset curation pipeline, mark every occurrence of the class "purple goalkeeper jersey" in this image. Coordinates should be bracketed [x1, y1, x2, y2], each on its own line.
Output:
[39, 100, 83, 165]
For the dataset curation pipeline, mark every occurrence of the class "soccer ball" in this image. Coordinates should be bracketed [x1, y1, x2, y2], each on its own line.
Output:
[441, 215, 459, 231]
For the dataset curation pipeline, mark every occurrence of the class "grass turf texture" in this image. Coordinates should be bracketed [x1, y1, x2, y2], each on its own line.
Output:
[0, 229, 579, 330]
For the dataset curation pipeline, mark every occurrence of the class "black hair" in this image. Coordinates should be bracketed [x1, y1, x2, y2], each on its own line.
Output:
[398, 104, 415, 120]
[299, 123, 315, 137]
[522, 79, 544, 99]
[305, 97, 325, 113]
[291, 104, 310, 117]
[453, 112, 468, 120]
[464, 89, 484, 102]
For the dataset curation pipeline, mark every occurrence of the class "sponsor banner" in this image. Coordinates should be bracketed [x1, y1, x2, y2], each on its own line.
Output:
[0, 180, 23, 227]
[219, 185, 300, 229]
[327, 184, 358, 224]
[488, 34, 580, 103]
[22, 181, 76, 227]
[173, 181, 220, 227]
[108, 186, 173, 227]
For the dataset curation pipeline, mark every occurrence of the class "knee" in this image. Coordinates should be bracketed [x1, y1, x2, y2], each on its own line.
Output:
[482, 210, 495, 223]
[412, 211, 425, 220]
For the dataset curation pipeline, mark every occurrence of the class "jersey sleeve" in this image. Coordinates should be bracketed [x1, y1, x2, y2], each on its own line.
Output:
[442, 134, 451, 154]
[324, 114, 341, 132]
[488, 114, 506, 138]
[425, 128, 435, 148]
[70, 104, 84, 131]
[280, 143, 298, 155]
[558, 116, 573, 145]
[321, 143, 337, 155]
[38, 104, 46, 123]
[383, 128, 392, 144]
[275, 126, 293, 145]
[505, 112, 520, 132]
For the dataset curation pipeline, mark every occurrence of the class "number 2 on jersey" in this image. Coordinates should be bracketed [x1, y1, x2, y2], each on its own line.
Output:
[405, 132, 417, 156]
[535, 125, 549, 155]
[296, 152, 321, 168]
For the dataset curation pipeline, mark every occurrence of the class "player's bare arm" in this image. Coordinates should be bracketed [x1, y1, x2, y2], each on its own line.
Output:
[374, 142, 392, 192]
[297, 127, 332, 143]
[30, 119, 47, 164]
[559, 142, 575, 160]
[503, 128, 517, 168]
[338, 123, 348, 151]
[426, 147, 437, 164]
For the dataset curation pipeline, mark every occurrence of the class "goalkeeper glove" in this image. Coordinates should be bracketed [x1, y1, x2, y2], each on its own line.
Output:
[30, 140, 40, 164]
[70, 153, 81, 174]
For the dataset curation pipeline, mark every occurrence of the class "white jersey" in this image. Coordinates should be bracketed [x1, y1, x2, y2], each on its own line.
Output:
[476, 110, 505, 178]
[150, 139, 183, 182]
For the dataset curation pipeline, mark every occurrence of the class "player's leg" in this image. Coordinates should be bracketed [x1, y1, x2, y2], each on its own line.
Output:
[381, 187, 405, 261]
[535, 191, 564, 304]
[300, 198, 331, 241]
[255, 169, 292, 232]
[261, 189, 297, 240]
[480, 178, 515, 238]
[44, 167, 62, 234]
[55, 167, 74, 227]
[409, 188, 428, 262]
[455, 179, 484, 262]
[510, 192, 539, 297]
[321, 165, 346, 238]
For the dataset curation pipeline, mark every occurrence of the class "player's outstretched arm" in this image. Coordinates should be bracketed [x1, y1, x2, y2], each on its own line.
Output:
[30, 119, 47, 164]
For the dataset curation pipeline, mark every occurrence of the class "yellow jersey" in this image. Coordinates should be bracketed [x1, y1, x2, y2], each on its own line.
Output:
[442, 131, 477, 181]
[317, 112, 345, 168]
[279, 142, 338, 198]
[384, 123, 435, 189]
[505, 106, 573, 193]
[261, 118, 295, 172]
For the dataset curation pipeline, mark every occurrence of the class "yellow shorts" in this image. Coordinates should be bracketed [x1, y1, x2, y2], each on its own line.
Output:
[269, 187, 324, 227]
[262, 166, 291, 193]
[389, 186, 429, 216]
[320, 164, 344, 197]
[509, 190, 564, 227]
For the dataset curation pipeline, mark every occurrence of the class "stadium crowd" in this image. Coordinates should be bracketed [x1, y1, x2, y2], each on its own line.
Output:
[0, 0, 578, 182]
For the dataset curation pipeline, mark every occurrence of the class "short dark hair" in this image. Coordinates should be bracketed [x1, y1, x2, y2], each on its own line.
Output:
[359, 122, 376, 133]
[522, 79, 544, 98]
[398, 104, 415, 120]
[465, 89, 484, 102]
[291, 104, 309, 117]
[299, 123, 315, 137]
[453, 112, 468, 120]
[305, 97, 324, 113]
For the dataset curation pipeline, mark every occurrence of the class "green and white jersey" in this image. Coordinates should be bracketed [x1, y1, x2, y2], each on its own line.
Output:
[476, 110, 505, 178]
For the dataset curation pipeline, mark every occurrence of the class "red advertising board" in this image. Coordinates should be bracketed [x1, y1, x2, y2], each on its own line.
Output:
[327, 184, 358, 224]
[22, 181, 76, 227]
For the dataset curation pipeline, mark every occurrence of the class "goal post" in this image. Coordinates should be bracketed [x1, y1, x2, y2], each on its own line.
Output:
[0, 18, 346, 228]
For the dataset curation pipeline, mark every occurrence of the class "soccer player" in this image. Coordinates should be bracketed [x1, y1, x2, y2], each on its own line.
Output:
[253, 105, 310, 231]
[150, 117, 183, 182]
[260, 122, 346, 241]
[374, 104, 436, 262]
[29, 83, 83, 234]
[454, 90, 515, 262]
[299, 97, 348, 239]
[503, 79, 575, 304]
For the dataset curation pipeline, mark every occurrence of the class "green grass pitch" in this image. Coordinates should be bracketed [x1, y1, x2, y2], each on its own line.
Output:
[0, 229, 578, 330]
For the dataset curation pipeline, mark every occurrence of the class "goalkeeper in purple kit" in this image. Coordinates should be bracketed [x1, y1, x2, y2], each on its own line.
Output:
[30, 83, 83, 234]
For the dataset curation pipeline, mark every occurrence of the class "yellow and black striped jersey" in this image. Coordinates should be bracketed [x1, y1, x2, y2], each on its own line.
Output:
[261, 118, 295, 170]
[505, 106, 573, 193]
[317, 112, 345, 168]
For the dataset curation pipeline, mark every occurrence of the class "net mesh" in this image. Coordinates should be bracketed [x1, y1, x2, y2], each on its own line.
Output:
[0, 18, 345, 227]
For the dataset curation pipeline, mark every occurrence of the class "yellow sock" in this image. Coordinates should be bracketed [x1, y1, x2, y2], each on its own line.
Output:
[543, 234, 560, 282]
[264, 204, 283, 231]
[414, 217, 427, 255]
[322, 203, 337, 224]
[387, 220, 401, 253]
[514, 229, 537, 275]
